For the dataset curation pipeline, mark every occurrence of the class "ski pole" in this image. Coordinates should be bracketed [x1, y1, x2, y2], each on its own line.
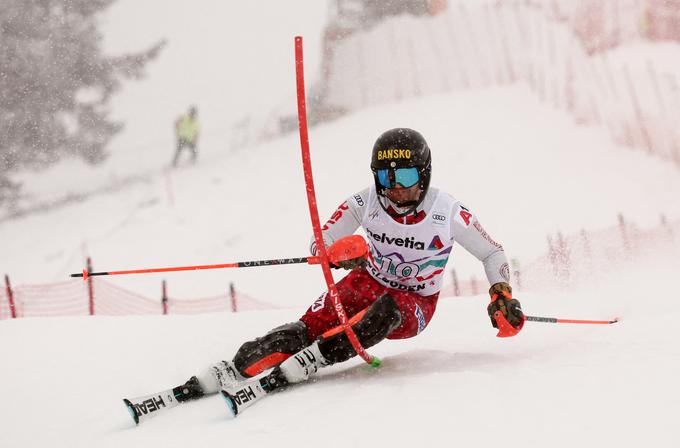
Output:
[525, 315, 619, 325]
[70, 256, 320, 281]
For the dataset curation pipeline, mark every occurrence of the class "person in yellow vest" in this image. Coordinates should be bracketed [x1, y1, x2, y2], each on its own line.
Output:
[172, 106, 200, 167]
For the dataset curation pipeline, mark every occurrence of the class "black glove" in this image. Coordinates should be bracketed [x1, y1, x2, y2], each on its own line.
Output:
[330, 257, 367, 270]
[487, 282, 524, 330]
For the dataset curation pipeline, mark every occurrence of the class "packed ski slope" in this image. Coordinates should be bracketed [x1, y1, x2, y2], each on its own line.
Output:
[2, 1, 680, 446]
[1, 253, 678, 448]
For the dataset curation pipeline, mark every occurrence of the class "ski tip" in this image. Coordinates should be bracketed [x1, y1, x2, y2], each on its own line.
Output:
[221, 390, 238, 418]
[123, 398, 140, 425]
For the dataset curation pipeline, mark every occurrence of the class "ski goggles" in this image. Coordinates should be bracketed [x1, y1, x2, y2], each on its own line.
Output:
[375, 167, 420, 189]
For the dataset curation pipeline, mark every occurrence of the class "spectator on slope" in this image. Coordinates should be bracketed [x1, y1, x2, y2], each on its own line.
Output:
[171, 105, 200, 167]
[159, 128, 525, 413]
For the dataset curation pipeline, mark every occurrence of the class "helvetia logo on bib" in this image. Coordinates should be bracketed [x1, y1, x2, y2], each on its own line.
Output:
[365, 228, 425, 250]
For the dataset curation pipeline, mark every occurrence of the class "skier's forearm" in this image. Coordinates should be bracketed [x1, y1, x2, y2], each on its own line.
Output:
[481, 250, 510, 286]
[454, 218, 510, 286]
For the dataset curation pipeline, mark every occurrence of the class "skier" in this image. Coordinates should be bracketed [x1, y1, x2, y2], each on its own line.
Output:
[140, 128, 525, 417]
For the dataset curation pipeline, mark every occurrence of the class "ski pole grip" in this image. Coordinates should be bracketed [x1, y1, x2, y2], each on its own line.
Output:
[494, 311, 521, 338]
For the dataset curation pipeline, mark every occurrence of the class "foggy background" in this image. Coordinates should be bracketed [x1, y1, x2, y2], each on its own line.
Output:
[1, 2, 680, 446]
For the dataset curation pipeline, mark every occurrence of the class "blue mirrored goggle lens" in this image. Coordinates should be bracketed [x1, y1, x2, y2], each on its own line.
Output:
[376, 167, 420, 188]
[376, 169, 391, 188]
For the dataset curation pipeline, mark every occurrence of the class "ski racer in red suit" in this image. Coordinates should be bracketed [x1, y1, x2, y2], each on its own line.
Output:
[173, 128, 525, 410]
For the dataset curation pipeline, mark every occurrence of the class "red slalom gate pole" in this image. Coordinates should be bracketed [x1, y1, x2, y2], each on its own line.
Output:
[70, 256, 320, 280]
[295, 36, 379, 367]
[4, 274, 17, 319]
[526, 315, 619, 325]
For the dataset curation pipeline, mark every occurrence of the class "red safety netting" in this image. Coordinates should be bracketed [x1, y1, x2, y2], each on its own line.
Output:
[0, 277, 283, 320]
[522, 217, 680, 291]
[322, 2, 680, 169]
[166, 294, 232, 315]
[166, 290, 284, 315]
[234, 290, 287, 311]
[443, 215, 679, 298]
[13, 280, 89, 318]
[92, 279, 162, 316]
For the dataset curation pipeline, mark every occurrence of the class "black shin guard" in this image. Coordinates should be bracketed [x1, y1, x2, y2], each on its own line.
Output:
[318, 293, 402, 364]
[233, 321, 309, 377]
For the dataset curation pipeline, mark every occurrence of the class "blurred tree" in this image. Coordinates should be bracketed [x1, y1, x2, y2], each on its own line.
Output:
[0, 0, 164, 209]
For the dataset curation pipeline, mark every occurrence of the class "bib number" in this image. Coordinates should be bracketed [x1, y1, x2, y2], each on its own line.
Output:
[379, 254, 420, 278]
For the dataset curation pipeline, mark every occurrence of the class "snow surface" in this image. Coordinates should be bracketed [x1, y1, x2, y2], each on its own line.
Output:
[1, 253, 678, 447]
[2, 1, 680, 447]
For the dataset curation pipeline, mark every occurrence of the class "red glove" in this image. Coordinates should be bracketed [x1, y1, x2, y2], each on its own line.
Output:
[327, 235, 368, 270]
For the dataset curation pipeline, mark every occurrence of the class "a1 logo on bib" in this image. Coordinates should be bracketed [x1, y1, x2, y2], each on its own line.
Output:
[454, 205, 474, 228]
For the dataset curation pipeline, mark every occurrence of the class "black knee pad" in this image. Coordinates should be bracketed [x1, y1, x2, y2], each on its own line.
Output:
[318, 293, 402, 364]
[233, 321, 309, 377]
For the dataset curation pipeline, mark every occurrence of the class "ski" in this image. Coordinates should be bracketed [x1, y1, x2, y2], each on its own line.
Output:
[123, 379, 271, 425]
[221, 377, 270, 416]
[124, 366, 289, 423]
[123, 376, 205, 425]
[123, 388, 181, 425]
[221, 368, 290, 416]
